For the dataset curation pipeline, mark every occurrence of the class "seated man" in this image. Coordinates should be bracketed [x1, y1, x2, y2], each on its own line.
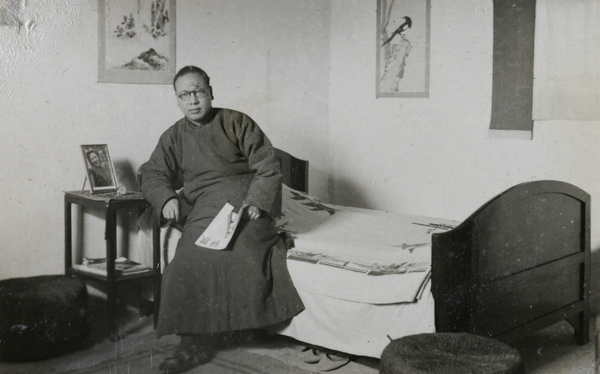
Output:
[139, 66, 304, 373]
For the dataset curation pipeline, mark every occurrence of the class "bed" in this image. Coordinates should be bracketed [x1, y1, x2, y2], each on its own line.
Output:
[137, 149, 590, 358]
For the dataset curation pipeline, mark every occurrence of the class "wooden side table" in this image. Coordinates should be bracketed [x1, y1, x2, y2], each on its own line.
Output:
[64, 190, 160, 339]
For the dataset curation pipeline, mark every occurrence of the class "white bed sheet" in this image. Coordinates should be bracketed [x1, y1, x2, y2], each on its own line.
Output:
[270, 280, 435, 358]
[278, 186, 457, 304]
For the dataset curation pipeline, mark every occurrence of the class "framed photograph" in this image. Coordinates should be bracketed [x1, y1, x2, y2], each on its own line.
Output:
[81, 144, 118, 193]
[376, 0, 430, 98]
[98, 0, 176, 84]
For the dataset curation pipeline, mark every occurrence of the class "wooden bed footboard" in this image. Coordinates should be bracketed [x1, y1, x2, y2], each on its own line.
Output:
[431, 180, 591, 345]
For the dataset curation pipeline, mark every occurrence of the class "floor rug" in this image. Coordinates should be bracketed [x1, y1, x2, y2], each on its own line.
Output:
[0, 322, 378, 374]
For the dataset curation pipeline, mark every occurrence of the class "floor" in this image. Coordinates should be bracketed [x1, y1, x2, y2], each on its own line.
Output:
[1, 296, 597, 373]
[513, 319, 596, 374]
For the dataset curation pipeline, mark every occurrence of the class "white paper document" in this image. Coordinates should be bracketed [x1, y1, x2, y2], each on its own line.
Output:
[195, 203, 246, 250]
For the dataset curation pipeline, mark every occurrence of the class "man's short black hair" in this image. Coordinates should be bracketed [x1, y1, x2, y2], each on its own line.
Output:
[173, 66, 211, 91]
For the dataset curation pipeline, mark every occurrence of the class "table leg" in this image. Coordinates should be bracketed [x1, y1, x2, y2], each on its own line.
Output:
[153, 223, 161, 328]
[105, 206, 118, 339]
[64, 199, 72, 274]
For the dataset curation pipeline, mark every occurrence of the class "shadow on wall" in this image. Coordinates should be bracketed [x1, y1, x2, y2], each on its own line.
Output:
[113, 159, 139, 192]
[329, 177, 372, 209]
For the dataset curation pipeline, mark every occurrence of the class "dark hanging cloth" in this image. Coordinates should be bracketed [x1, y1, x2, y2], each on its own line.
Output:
[490, 0, 536, 134]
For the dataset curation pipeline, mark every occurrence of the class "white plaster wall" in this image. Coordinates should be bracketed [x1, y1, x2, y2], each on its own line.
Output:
[327, 0, 600, 254]
[0, 0, 330, 279]
[174, 0, 332, 197]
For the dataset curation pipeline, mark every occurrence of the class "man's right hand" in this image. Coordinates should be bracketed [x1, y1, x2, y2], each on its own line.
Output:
[162, 198, 180, 222]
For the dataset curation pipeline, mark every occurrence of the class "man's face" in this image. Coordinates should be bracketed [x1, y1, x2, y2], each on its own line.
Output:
[174, 72, 213, 124]
[89, 152, 101, 167]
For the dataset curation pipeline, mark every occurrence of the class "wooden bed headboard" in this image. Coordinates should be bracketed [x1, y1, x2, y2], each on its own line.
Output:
[275, 148, 308, 193]
[431, 180, 591, 344]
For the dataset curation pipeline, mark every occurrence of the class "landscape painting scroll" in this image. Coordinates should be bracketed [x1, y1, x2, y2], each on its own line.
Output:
[98, 0, 176, 84]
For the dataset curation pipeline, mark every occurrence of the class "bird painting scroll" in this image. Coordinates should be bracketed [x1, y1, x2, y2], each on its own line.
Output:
[377, 0, 430, 98]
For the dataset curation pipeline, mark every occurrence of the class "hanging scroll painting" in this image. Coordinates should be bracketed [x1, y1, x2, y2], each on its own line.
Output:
[98, 0, 176, 84]
[377, 0, 430, 98]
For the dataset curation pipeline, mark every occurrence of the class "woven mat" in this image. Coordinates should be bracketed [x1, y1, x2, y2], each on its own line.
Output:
[0, 326, 377, 374]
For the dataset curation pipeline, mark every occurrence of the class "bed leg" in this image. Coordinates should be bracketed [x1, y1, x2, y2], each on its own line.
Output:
[566, 309, 589, 345]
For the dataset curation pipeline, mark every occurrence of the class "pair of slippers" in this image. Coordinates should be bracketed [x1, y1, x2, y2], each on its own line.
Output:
[159, 341, 214, 374]
[300, 347, 351, 371]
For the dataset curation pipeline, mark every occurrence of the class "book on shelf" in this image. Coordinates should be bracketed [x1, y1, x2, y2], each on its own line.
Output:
[73, 257, 151, 276]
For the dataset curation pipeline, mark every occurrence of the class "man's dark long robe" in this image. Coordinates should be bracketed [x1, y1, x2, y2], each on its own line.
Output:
[139, 108, 304, 336]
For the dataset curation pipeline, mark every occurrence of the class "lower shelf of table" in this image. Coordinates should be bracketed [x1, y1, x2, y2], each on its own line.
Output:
[67, 267, 160, 282]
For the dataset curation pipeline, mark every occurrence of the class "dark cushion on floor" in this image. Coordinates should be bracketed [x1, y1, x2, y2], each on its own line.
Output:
[380, 332, 523, 374]
[0, 275, 90, 362]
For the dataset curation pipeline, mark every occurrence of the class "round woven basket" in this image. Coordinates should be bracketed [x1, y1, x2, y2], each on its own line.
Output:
[380, 332, 523, 374]
[0, 275, 90, 362]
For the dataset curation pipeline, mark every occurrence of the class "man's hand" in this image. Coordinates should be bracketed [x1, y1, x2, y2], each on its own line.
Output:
[162, 198, 180, 222]
[247, 205, 261, 220]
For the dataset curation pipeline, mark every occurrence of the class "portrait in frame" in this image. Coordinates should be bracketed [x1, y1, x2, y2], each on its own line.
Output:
[81, 144, 118, 193]
[98, 0, 176, 84]
[377, 0, 430, 98]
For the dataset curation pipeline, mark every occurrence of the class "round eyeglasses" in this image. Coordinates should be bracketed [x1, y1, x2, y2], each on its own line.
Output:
[177, 88, 210, 101]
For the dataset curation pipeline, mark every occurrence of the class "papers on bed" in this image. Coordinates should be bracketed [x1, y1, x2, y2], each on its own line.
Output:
[278, 185, 458, 304]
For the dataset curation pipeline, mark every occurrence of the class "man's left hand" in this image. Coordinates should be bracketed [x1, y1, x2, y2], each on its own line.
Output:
[247, 205, 262, 220]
